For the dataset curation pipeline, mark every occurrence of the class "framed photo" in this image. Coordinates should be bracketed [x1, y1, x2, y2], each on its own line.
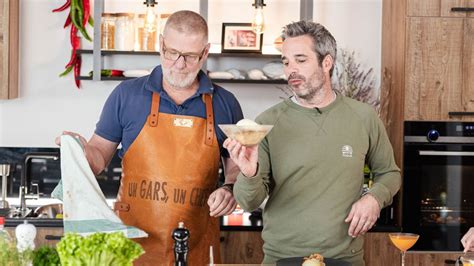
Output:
[221, 23, 263, 53]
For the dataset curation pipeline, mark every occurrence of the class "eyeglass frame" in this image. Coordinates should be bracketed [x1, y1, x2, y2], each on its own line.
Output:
[160, 37, 208, 65]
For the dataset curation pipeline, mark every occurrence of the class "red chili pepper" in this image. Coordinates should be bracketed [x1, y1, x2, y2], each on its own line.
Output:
[52, 0, 71, 12]
[65, 26, 80, 68]
[110, 70, 124, 77]
[74, 56, 82, 88]
[64, 14, 72, 28]
[82, 0, 90, 28]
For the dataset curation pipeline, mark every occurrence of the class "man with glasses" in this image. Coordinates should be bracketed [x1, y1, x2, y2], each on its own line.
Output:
[57, 10, 243, 265]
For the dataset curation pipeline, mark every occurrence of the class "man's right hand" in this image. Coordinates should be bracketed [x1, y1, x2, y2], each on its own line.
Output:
[55, 132, 119, 175]
[223, 138, 258, 178]
[55, 131, 88, 150]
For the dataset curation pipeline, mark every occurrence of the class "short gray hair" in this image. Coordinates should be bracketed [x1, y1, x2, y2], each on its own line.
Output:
[282, 21, 337, 76]
[164, 10, 208, 42]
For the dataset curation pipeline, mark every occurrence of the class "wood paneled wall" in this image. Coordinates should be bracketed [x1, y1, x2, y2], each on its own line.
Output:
[0, 0, 19, 99]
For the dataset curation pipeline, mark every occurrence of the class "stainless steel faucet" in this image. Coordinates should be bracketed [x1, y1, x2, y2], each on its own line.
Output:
[19, 153, 59, 217]
[0, 164, 11, 209]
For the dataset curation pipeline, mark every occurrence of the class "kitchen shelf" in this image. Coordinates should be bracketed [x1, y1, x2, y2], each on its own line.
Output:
[87, 0, 312, 81]
[77, 49, 160, 56]
[77, 75, 288, 84]
[77, 49, 281, 59]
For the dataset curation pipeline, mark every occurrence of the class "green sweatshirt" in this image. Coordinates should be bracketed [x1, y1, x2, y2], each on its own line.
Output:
[234, 94, 401, 265]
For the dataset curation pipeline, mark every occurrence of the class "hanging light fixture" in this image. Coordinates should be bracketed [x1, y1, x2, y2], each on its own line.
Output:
[251, 0, 266, 34]
[143, 0, 158, 32]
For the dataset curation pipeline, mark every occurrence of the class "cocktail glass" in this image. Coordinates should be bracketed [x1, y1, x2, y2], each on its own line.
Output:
[389, 233, 419, 266]
[460, 252, 474, 266]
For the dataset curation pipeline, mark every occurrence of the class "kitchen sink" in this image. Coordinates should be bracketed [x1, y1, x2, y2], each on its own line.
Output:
[5, 203, 63, 219]
[33, 203, 63, 219]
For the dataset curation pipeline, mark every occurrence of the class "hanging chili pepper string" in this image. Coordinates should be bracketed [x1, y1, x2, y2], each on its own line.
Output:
[53, 0, 93, 88]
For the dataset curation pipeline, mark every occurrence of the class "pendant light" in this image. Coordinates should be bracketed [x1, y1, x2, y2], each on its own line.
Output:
[252, 0, 266, 34]
[143, 0, 158, 32]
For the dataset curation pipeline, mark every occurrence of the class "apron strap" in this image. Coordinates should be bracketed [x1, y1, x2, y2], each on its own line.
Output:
[113, 201, 130, 212]
[203, 94, 215, 146]
[148, 92, 160, 127]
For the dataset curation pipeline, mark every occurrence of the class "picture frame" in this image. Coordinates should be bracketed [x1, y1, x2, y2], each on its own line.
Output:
[221, 23, 263, 53]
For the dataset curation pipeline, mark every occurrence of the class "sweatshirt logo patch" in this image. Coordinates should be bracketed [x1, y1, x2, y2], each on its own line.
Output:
[342, 145, 353, 158]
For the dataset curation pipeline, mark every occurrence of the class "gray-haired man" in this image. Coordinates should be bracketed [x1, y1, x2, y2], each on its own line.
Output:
[224, 21, 401, 265]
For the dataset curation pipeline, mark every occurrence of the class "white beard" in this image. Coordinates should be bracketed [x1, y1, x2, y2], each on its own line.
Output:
[162, 67, 200, 89]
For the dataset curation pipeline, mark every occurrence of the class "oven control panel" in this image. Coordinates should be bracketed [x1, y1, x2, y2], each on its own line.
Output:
[456, 124, 474, 136]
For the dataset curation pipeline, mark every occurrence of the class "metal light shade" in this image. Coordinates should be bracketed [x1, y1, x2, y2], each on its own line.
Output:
[252, 0, 266, 8]
[143, 0, 157, 7]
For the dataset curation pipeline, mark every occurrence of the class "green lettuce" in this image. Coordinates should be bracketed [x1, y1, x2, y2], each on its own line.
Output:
[56, 232, 144, 266]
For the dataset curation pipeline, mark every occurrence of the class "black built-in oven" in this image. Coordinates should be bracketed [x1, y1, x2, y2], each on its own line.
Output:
[403, 121, 474, 251]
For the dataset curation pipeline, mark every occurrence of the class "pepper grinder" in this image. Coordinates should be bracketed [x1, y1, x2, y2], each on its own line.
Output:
[172, 221, 189, 266]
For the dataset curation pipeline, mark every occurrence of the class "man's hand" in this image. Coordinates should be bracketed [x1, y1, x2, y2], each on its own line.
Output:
[461, 227, 474, 252]
[55, 131, 88, 149]
[345, 194, 380, 238]
[55, 132, 119, 175]
[208, 187, 237, 217]
[223, 138, 258, 177]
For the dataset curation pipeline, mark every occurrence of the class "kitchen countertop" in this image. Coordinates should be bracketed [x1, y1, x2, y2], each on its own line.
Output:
[3, 198, 400, 232]
[5, 209, 400, 232]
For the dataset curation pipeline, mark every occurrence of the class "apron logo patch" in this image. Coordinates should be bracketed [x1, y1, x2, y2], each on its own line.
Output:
[173, 118, 194, 128]
[342, 145, 353, 158]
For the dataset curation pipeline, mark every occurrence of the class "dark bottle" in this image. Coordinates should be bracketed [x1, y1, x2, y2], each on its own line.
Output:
[172, 221, 189, 266]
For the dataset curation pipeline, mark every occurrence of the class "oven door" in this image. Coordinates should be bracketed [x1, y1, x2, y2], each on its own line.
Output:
[403, 143, 474, 251]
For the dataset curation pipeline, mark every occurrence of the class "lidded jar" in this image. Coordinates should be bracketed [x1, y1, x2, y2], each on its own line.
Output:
[114, 13, 135, 51]
[135, 14, 157, 51]
[101, 13, 116, 50]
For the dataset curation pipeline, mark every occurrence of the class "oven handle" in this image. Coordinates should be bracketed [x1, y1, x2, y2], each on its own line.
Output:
[419, 150, 474, 156]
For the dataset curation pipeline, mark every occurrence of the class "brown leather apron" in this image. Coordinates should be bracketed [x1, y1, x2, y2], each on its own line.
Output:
[115, 92, 221, 265]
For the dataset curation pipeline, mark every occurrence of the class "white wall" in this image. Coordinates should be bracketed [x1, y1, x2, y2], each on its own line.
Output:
[0, 0, 381, 147]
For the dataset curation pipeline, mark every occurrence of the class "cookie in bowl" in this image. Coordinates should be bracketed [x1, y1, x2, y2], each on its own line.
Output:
[302, 253, 325, 266]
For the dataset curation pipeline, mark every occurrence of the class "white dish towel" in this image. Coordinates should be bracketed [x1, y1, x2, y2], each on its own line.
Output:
[52, 135, 148, 238]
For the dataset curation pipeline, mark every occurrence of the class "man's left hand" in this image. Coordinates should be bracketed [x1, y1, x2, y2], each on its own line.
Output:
[345, 194, 380, 238]
[208, 187, 237, 217]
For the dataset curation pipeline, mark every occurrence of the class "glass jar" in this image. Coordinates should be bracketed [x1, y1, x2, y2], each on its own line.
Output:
[114, 13, 135, 51]
[135, 14, 157, 51]
[101, 13, 116, 50]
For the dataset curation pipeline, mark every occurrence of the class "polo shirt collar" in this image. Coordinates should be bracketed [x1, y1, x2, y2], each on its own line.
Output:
[144, 65, 214, 95]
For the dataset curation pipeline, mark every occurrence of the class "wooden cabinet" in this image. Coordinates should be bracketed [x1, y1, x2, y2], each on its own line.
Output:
[404, 17, 470, 121]
[407, 0, 474, 17]
[406, 251, 463, 265]
[219, 232, 463, 265]
[5, 227, 63, 248]
[220, 231, 264, 264]
[3, 228, 462, 265]
[381, 0, 474, 172]
[0, 0, 19, 99]
[404, 1, 474, 121]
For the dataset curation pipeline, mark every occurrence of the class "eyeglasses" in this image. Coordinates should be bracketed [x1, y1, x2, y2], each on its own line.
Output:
[161, 41, 206, 65]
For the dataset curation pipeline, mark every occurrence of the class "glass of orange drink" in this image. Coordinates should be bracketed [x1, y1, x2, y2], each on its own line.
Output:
[460, 252, 474, 266]
[389, 233, 419, 266]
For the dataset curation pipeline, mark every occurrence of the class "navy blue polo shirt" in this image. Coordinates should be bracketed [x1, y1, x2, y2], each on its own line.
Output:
[95, 66, 244, 158]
